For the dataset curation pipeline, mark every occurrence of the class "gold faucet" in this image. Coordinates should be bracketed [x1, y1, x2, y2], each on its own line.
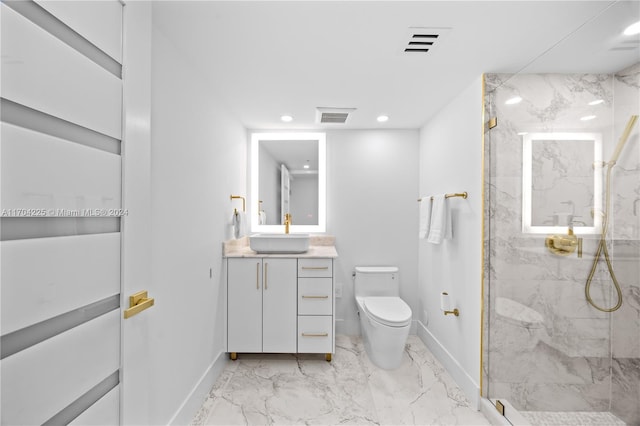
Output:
[284, 213, 292, 234]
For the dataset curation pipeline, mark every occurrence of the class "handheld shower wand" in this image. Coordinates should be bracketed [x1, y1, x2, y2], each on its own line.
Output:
[585, 115, 638, 312]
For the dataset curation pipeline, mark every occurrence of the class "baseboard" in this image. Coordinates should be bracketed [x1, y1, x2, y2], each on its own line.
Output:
[168, 350, 229, 425]
[417, 321, 480, 410]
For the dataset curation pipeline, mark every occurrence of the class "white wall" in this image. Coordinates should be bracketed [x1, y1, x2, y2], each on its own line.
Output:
[146, 16, 246, 425]
[326, 130, 420, 335]
[417, 77, 483, 408]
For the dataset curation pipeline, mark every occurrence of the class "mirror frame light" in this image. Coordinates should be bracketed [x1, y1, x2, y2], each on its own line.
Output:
[522, 132, 602, 234]
[251, 132, 326, 234]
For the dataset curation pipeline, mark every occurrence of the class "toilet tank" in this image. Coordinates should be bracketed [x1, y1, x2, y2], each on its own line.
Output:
[354, 266, 399, 298]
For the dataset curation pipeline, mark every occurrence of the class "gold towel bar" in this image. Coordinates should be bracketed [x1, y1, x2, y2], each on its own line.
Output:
[417, 192, 468, 202]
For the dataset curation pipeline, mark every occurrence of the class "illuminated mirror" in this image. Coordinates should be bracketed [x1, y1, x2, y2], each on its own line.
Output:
[251, 132, 326, 233]
[522, 132, 602, 234]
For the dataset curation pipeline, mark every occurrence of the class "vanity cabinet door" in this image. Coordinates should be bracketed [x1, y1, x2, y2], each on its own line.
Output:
[227, 258, 262, 353]
[262, 258, 297, 353]
[227, 258, 297, 354]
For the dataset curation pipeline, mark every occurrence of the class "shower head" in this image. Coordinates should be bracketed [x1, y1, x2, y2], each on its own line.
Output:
[609, 115, 639, 166]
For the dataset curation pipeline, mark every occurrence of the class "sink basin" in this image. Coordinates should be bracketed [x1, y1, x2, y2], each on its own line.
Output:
[249, 233, 310, 254]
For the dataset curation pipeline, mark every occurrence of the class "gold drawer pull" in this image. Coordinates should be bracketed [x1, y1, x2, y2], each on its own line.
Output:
[301, 266, 329, 270]
[301, 332, 328, 337]
[301, 295, 329, 299]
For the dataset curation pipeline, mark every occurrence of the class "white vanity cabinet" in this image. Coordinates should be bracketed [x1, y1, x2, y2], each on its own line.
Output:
[226, 256, 335, 361]
[227, 258, 297, 355]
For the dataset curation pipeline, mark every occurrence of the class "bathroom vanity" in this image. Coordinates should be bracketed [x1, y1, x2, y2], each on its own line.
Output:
[223, 236, 338, 361]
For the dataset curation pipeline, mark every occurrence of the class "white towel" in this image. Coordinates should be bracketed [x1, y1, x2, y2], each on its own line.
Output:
[235, 211, 247, 238]
[230, 211, 238, 239]
[427, 194, 452, 244]
[418, 197, 432, 239]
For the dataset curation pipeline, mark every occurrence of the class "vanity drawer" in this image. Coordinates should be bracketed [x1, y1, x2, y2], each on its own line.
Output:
[298, 278, 332, 315]
[297, 316, 333, 353]
[298, 258, 332, 278]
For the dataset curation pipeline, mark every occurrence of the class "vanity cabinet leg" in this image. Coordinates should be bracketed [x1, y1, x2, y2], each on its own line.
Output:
[230, 352, 237, 361]
[325, 353, 332, 362]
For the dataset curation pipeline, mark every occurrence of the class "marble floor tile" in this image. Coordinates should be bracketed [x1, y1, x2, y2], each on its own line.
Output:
[192, 335, 489, 426]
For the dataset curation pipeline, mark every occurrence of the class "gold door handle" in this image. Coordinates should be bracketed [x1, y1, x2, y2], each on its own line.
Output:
[301, 266, 329, 270]
[301, 333, 328, 337]
[124, 290, 154, 319]
[301, 295, 329, 299]
[256, 262, 260, 289]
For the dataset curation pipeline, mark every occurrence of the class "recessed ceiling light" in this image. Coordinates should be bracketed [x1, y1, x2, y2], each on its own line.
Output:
[517, 132, 528, 136]
[281, 115, 293, 122]
[377, 115, 389, 122]
[588, 99, 604, 106]
[580, 115, 597, 121]
[624, 21, 640, 36]
[505, 96, 523, 105]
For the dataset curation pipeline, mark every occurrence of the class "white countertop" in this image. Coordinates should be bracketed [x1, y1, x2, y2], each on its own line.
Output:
[223, 235, 338, 258]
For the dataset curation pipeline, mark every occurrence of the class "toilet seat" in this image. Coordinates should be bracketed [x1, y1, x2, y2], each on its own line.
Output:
[363, 297, 412, 327]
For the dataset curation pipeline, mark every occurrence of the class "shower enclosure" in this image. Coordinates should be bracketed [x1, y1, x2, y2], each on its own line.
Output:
[482, 4, 640, 424]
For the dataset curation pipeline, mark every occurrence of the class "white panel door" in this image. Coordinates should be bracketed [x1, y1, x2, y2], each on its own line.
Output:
[1, 233, 120, 335]
[1, 123, 121, 212]
[69, 387, 120, 426]
[1, 310, 120, 425]
[1, 3, 122, 138]
[35, 0, 123, 63]
[0, 1, 124, 424]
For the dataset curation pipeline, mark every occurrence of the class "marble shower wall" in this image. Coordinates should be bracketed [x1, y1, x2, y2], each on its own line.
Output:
[482, 66, 639, 425]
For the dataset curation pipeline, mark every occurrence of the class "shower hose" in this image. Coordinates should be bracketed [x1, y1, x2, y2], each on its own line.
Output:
[585, 115, 638, 313]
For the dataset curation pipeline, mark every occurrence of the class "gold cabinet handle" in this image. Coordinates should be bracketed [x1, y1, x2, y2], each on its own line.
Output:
[301, 266, 329, 270]
[124, 290, 154, 319]
[264, 262, 268, 290]
[301, 333, 328, 337]
[256, 262, 260, 289]
[301, 295, 329, 299]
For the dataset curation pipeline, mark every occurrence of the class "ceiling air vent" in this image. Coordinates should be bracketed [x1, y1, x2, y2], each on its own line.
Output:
[402, 27, 451, 54]
[316, 107, 356, 124]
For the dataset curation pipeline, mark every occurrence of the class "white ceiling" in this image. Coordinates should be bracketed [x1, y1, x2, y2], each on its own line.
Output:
[153, 1, 640, 130]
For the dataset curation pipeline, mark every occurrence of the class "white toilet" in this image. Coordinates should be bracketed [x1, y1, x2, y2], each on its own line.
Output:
[354, 266, 412, 369]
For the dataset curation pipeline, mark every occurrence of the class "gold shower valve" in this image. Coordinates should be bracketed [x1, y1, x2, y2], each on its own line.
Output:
[545, 229, 578, 256]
